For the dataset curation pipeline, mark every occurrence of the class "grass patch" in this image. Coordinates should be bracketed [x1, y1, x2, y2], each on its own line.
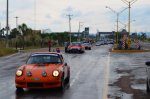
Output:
[0, 48, 17, 57]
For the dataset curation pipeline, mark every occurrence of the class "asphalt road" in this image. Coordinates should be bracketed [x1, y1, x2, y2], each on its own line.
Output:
[0, 45, 112, 99]
[1, 44, 150, 99]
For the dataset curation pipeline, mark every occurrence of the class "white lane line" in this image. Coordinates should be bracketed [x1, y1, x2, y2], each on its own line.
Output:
[102, 52, 110, 99]
[70, 70, 81, 87]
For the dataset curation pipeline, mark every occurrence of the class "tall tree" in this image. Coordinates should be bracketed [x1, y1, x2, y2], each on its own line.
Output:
[10, 28, 20, 38]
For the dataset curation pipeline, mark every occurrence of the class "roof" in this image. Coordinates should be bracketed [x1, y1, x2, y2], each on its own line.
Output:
[31, 52, 62, 56]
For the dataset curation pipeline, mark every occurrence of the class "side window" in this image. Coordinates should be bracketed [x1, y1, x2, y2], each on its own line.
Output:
[60, 55, 64, 62]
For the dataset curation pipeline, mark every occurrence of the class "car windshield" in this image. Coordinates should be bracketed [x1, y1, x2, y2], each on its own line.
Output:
[26, 54, 62, 64]
[71, 42, 81, 46]
[83, 43, 90, 45]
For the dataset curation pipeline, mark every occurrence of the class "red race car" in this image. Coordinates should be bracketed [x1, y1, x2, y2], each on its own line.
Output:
[67, 42, 85, 53]
[15, 52, 70, 92]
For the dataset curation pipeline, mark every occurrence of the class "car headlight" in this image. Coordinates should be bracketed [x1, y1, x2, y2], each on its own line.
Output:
[16, 70, 23, 76]
[53, 70, 59, 77]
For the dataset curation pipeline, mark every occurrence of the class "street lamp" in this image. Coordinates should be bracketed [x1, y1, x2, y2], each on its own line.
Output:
[6, 0, 9, 48]
[0, 22, 1, 30]
[78, 22, 83, 42]
[119, 20, 135, 30]
[106, 6, 128, 45]
[67, 14, 73, 43]
[121, 0, 138, 48]
[14, 16, 19, 28]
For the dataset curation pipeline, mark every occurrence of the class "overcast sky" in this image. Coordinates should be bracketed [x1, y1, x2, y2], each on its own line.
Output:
[0, 0, 150, 33]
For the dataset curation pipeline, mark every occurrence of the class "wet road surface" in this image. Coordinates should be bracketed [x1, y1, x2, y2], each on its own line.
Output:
[0, 45, 111, 99]
[1, 44, 150, 99]
[108, 51, 150, 99]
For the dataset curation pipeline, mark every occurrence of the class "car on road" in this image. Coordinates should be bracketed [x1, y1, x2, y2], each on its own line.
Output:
[146, 61, 150, 92]
[95, 40, 104, 46]
[82, 42, 91, 50]
[67, 42, 85, 53]
[15, 52, 70, 92]
[64, 42, 70, 53]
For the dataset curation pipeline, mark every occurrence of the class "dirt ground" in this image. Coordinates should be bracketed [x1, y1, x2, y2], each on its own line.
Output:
[108, 42, 150, 99]
[112, 69, 150, 99]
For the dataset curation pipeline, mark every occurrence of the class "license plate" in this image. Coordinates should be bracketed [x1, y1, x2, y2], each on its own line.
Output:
[31, 78, 40, 81]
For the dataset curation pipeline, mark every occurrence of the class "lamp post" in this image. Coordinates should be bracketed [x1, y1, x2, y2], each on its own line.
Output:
[121, 0, 138, 48]
[0, 22, 1, 30]
[14, 16, 19, 28]
[106, 6, 128, 46]
[78, 22, 83, 42]
[67, 14, 73, 43]
[6, 0, 9, 48]
[119, 20, 136, 30]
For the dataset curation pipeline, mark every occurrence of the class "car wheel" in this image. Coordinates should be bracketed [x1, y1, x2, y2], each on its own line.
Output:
[16, 87, 24, 93]
[147, 78, 150, 92]
[66, 72, 70, 89]
[60, 77, 65, 93]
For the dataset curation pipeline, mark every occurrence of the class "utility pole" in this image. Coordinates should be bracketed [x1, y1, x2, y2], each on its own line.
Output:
[78, 22, 83, 42]
[67, 14, 73, 43]
[0, 22, 1, 30]
[106, 6, 128, 46]
[119, 20, 135, 31]
[6, 0, 9, 48]
[121, 0, 138, 48]
[34, 0, 36, 30]
[0, 22, 1, 37]
[14, 16, 19, 28]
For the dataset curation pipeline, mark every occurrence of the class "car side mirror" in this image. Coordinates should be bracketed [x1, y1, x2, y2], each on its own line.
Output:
[145, 61, 150, 66]
[64, 63, 67, 66]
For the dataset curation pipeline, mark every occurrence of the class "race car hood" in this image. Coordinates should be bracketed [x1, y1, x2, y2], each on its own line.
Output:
[68, 45, 81, 49]
[23, 64, 63, 77]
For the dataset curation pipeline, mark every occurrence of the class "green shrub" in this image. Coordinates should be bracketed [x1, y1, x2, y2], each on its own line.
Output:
[0, 48, 17, 56]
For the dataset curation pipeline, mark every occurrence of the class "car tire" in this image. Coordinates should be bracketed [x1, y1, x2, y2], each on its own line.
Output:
[66, 71, 70, 89]
[147, 78, 150, 92]
[16, 87, 24, 93]
[60, 77, 65, 93]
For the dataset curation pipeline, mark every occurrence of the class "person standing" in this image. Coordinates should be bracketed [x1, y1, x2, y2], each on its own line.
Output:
[48, 40, 51, 52]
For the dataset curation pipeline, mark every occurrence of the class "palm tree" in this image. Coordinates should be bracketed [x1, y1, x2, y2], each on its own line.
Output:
[18, 23, 31, 49]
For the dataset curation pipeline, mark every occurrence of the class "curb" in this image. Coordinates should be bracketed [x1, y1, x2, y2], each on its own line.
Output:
[111, 49, 149, 52]
[110, 48, 150, 52]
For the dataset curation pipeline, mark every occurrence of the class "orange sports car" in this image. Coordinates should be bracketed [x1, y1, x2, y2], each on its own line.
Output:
[15, 52, 70, 91]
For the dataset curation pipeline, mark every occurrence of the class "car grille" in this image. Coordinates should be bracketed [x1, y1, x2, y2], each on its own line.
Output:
[27, 83, 43, 87]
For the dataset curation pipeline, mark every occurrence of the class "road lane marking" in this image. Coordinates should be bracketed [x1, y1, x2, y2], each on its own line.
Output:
[102, 52, 110, 99]
[70, 70, 81, 87]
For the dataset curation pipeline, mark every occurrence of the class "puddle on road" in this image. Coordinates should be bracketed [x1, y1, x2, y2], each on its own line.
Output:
[108, 92, 133, 99]
[131, 84, 146, 90]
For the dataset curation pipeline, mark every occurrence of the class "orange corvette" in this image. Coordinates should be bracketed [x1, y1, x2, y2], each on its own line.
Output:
[15, 52, 70, 91]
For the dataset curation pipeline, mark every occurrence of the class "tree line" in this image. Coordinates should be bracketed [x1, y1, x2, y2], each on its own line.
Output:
[0, 23, 78, 49]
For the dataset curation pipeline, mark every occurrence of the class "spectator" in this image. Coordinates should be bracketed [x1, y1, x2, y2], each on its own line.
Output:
[48, 40, 51, 52]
